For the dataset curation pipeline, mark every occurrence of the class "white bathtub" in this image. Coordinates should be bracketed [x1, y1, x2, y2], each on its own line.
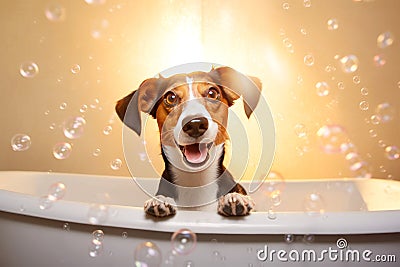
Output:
[0, 171, 399, 266]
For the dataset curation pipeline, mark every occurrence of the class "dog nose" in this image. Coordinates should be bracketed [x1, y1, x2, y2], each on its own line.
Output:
[182, 117, 209, 138]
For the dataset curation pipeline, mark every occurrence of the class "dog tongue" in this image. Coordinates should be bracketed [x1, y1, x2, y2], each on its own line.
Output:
[184, 143, 208, 164]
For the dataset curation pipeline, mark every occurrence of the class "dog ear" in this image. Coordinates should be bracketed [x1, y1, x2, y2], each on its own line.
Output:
[115, 77, 163, 136]
[210, 66, 262, 118]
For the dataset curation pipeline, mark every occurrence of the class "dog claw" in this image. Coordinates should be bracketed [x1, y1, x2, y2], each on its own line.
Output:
[144, 195, 176, 217]
[217, 193, 255, 216]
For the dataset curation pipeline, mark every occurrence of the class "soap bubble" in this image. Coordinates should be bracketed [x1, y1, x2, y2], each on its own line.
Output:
[303, 193, 325, 216]
[303, 0, 312, 8]
[88, 204, 109, 224]
[385, 146, 399, 160]
[110, 158, 122, 170]
[370, 114, 380, 125]
[359, 101, 369, 111]
[352, 75, 361, 84]
[44, 3, 66, 22]
[92, 229, 105, 242]
[93, 148, 101, 157]
[171, 228, 197, 255]
[271, 192, 282, 207]
[327, 18, 339, 30]
[53, 142, 72, 159]
[373, 54, 386, 67]
[19, 61, 39, 78]
[304, 54, 315, 66]
[282, 38, 294, 53]
[59, 102, 67, 110]
[316, 125, 349, 153]
[80, 104, 88, 113]
[134, 241, 162, 267]
[11, 134, 31, 151]
[263, 171, 285, 197]
[337, 81, 345, 90]
[122, 232, 128, 239]
[377, 31, 394, 48]
[63, 116, 86, 139]
[339, 55, 359, 73]
[294, 123, 307, 138]
[303, 234, 315, 243]
[315, 81, 330, 96]
[70, 64, 81, 74]
[39, 195, 53, 210]
[360, 87, 369, 96]
[368, 129, 377, 138]
[350, 161, 371, 178]
[284, 234, 295, 243]
[85, 0, 106, 5]
[47, 182, 66, 201]
[63, 223, 70, 231]
[375, 102, 395, 123]
[103, 125, 113, 135]
[282, 2, 290, 10]
[267, 208, 277, 220]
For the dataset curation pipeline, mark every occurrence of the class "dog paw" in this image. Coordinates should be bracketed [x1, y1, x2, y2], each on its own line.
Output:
[217, 193, 255, 216]
[144, 195, 176, 217]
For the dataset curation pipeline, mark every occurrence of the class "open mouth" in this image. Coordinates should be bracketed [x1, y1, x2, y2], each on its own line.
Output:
[178, 142, 213, 166]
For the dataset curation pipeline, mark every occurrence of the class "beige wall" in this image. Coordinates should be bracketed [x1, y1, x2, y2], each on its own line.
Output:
[1, 0, 399, 180]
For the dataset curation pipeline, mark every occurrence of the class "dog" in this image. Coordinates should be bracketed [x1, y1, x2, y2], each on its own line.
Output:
[115, 66, 262, 217]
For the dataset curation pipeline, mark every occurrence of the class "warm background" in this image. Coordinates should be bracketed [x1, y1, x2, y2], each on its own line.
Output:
[1, 0, 399, 180]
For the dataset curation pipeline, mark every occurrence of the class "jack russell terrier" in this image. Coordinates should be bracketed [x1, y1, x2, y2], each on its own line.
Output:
[116, 66, 262, 217]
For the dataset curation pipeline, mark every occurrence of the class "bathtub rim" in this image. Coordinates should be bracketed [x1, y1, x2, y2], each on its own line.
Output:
[0, 171, 400, 235]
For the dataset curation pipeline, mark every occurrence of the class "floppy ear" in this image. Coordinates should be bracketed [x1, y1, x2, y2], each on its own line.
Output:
[115, 77, 163, 136]
[209, 66, 262, 118]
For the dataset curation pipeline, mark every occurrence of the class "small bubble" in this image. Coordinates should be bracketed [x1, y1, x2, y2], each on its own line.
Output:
[282, 38, 294, 53]
[110, 158, 122, 170]
[303, 193, 325, 216]
[304, 54, 315, 66]
[370, 114, 380, 125]
[93, 148, 101, 157]
[303, 234, 315, 243]
[59, 102, 67, 110]
[303, 0, 312, 7]
[378, 140, 386, 148]
[11, 134, 31, 151]
[171, 229, 197, 255]
[284, 234, 295, 243]
[103, 125, 113, 135]
[282, 2, 290, 10]
[70, 64, 81, 74]
[327, 18, 339, 30]
[325, 64, 336, 72]
[315, 81, 330, 96]
[267, 208, 277, 220]
[377, 31, 394, 48]
[63, 223, 70, 231]
[373, 54, 386, 67]
[385, 146, 399, 160]
[263, 171, 286, 197]
[80, 104, 88, 113]
[184, 260, 195, 267]
[39, 195, 54, 210]
[122, 232, 128, 239]
[397, 81, 400, 89]
[92, 229, 105, 242]
[337, 81, 345, 90]
[63, 116, 86, 139]
[49, 123, 56, 130]
[368, 129, 377, 138]
[350, 161, 371, 178]
[44, 3, 66, 22]
[300, 28, 307, 35]
[317, 125, 349, 153]
[52, 142, 72, 160]
[134, 242, 162, 267]
[19, 61, 39, 78]
[85, 0, 106, 5]
[47, 182, 66, 201]
[375, 102, 395, 123]
[360, 87, 369, 96]
[294, 123, 307, 138]
[89, 239, 103, 257]
[353, 75, 361, 84]
[88, 204, 109, 224]
[339, 55, 359, 73]
[271, 192, 282, 207]
[359, 101, 369, 111]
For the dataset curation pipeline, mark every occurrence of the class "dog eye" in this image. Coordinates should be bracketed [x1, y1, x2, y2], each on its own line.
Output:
[163, 91, 178, 107]
[207, 87, 220, 100]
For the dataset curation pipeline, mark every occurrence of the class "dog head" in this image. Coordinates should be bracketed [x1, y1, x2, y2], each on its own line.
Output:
[116, 66, 262, 171]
